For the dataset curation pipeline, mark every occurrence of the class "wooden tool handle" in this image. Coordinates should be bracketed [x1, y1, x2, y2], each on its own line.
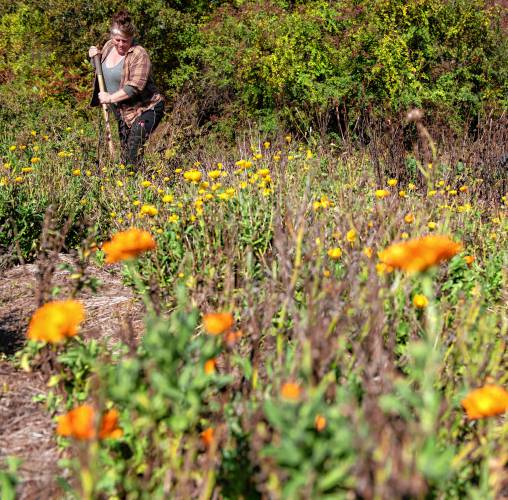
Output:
[93, 54, 115, 157]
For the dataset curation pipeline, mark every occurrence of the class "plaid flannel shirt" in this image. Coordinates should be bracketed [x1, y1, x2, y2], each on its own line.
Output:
[91, 39, 163, 127]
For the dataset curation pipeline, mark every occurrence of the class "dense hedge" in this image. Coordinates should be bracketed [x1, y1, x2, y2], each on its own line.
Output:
[0, 0, 507, 134]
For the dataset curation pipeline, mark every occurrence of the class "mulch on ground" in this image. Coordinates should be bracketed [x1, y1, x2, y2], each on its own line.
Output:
[0, 254, 145, 499]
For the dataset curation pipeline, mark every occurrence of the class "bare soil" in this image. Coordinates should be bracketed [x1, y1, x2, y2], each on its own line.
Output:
[0, 254, 144, 499]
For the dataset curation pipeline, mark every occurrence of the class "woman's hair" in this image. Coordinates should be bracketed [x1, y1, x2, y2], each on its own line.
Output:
[110, 10, 136, 38]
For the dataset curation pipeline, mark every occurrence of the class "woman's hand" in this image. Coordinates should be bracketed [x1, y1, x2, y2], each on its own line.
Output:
[99, 91, 112, 104]
[88, 46, 100, 59]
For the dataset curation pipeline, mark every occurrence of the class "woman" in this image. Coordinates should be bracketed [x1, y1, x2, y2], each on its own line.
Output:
[89, 11, 164, 168]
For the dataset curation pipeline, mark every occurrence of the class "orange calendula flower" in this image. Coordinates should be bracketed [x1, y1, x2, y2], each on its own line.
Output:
[281, 382, 301, 402]
[464, 255, 475, 266]
[461, 385, 508, 420]
[102, 228, 156, 263]
[57, 405, 123, 440]
[378, 235, 462, 272]
[57, 404, 95, 440]
[27, 300, 85, 343]
[98, 409, 123, 439]
[204, 358, 217, 375]
[203, 312, 234, 335]
[315, 415, 327, 432]
[200, 427, 215, 447]
[224, 330, 242, 347]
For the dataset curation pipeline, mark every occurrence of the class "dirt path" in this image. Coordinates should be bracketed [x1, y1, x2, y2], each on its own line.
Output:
[0, 255, 144, 499]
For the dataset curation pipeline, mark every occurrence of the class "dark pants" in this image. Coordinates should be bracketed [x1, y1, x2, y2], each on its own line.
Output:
[114, 100, 164, 167]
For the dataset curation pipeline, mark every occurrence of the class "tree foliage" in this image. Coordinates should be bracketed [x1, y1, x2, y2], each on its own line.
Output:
[0, 0, 506, 132]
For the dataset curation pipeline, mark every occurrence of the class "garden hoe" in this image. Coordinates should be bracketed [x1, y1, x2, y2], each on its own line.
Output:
[92, 54, 115, 157]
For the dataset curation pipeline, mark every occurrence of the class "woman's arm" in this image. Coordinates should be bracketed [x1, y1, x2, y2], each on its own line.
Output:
[99, 89, 130, 104]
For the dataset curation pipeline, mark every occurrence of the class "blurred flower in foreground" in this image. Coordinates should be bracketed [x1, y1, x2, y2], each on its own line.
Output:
[315, 415, 327, 432]
[200, 427, 214, 447]
[204, 359, 217, 375]
[281, 382, 301, 402]
[102, 228, 156, 263]
[27, 300, 85, 343]
[57, 405, 122, 440]
[203, 312, 234, 335]
[461, 385, 508, 420]
[379, 235, 462, 272]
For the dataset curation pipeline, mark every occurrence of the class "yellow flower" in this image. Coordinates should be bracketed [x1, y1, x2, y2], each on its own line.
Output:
[427, 190, 437, 197]
[376, 262, 393, 276]
[285, 135, 292, 143]
[379, 235, 462, 273]
[408, 183, 416, 191]
[140, 204, 158, 217]
[412, 294, 428, 309]
[27, 300, 85, 343]
[14, 176, 23, 183]
[263, 141, 270, 149]
[9, 145, 16, 151]
[327, 247, 342, 260]
[375, 189, 390, 199]
[184, 170, 202, 182]
[346, 229, 357, 244]
[30, 157, 40, 164]
[461, 385, 508, 420]
[363, 247, 373, 258]
[459, 185, 468, 192]
[399, 190, 407, 198]
[203, 312, 234, 335]
[168, 214, 179, 224]
[116, 180, 123, 187]
[21, 167, 33, 173]
[72, 169, 81, 176]
[387, 178, 397, 187]
[208, 170, 221, 180]
[162, 194, 173, 203]
[102, 228, 156, 263]
[404, 213, 415, 224]
[141, 180, 152, 187]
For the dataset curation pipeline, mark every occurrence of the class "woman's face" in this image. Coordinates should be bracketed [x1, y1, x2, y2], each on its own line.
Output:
[111, 32, 133, 56]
